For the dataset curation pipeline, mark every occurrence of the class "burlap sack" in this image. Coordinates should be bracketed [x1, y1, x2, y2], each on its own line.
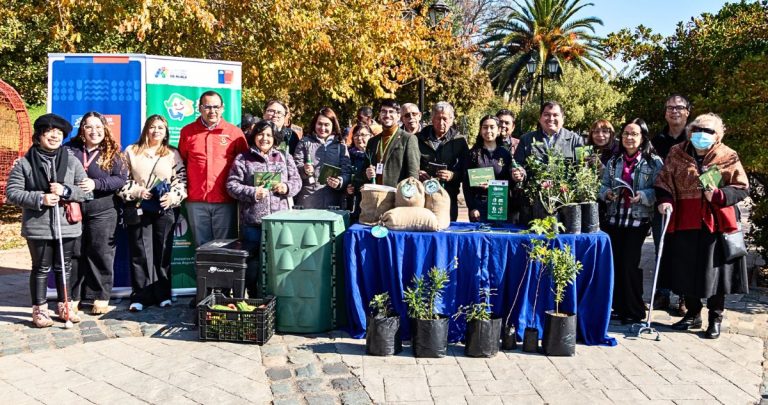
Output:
[381, 207, 439, 231]
[423, 179, 451, 230]
[395, 177, 425, 208]
[359, 184, 397, 225]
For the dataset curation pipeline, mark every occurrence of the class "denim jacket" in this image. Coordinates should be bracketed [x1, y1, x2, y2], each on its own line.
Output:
[599, 153, 663, 220]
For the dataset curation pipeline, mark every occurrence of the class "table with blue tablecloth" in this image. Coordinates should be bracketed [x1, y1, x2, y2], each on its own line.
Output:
[343, 222, 617, 346]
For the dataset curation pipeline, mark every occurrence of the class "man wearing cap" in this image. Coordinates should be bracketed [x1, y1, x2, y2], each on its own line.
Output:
[179, 90, 248, 247]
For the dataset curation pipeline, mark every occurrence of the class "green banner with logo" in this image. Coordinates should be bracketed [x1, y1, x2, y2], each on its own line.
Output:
[487, 180, 509, 221]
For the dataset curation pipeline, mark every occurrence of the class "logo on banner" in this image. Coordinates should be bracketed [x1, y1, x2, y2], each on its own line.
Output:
[164, 93, 195, 121]
[218, 70, 233, 84]
[155, 67, 188, 80]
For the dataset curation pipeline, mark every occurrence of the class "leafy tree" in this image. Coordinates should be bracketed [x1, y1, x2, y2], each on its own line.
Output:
[0, 0, 492, 125]
[480, 0, 606, 96]
[517, 64, 626, 133]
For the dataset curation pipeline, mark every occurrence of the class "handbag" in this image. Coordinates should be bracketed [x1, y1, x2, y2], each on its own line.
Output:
[122, 201, 142, 226]
[720, 223, 747, 261]
[64, 202, 82, 224]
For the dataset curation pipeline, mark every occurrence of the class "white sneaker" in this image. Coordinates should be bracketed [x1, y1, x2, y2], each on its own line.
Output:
[129, 303, 143, 312]
[159, 299, 172, 308]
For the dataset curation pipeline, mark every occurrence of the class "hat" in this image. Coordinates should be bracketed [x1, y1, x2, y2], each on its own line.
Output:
[33, 113, 73, 136]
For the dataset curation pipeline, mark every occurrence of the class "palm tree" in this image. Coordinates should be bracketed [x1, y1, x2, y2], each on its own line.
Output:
[481, 0, 606, 96]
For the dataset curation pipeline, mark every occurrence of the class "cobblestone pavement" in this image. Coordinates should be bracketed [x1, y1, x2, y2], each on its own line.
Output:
[1, 229, 767, 404]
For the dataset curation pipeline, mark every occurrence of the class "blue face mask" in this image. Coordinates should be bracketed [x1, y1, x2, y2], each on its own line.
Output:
[691, 132, 716, 150]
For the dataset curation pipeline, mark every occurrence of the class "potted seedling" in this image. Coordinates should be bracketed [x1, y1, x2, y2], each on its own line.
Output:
[403, 265, 451, 358]
[573, 147, 601, 233]
[556, 182, 581, 234]
[366, 292, 402, 356]
[542, 245, 583, 356]
[454, 288, 501, 357]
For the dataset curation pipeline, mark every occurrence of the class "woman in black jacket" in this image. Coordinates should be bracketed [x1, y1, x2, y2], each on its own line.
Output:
[65, 112, 127, 314]
[462, 115, 512, 222]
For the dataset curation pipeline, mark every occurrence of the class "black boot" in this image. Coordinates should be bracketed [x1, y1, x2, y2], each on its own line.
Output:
[705, 321, 721, 339]
[671, 313, 702, 330]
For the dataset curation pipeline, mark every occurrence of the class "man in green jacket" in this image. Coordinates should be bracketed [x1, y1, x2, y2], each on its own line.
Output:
[364, 100, 420, 187]
[417, 101, 469, 221]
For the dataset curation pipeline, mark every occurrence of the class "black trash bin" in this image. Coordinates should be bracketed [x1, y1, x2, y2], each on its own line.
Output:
[195, 239, 258, 304]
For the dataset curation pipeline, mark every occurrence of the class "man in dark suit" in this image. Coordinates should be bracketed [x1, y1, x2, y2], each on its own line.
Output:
[511, 101, 584, 222]
[416, 101, 469, 221]
[364, 100, 420, 187]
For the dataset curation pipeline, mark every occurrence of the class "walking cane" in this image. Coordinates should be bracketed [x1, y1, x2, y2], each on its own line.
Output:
[631, 206, 672, 340]
[50, 159, 73, 329]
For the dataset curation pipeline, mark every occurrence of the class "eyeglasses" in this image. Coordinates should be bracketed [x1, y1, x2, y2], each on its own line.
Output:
[201, 105, 222, 111]
[665, 105, 688, 112]
[402, 112, 420, 118]
[353, 133, 372, 138]
[622, 131, 641, 137]
[691, 126, 716, 135]
[265, 109, 285, 117]
[83, 125, 104, 131]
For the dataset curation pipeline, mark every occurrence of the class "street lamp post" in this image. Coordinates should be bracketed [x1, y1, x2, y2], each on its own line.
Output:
[525, 53, 562, 109]
[418, 0, 451, 113]
[519, 83, 528, 131]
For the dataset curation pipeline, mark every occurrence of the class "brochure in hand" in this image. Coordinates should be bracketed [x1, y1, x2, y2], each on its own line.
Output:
[611, 178, 635, 198]
[427, 162, 447, 177]
[467, 167, 495, 187]
[318, 164, 342, 184]
[254, 171, 282, 188]
[699, 165, 722, 190]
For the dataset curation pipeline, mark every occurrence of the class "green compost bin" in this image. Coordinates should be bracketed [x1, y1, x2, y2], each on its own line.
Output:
[261, 209, 349, 333]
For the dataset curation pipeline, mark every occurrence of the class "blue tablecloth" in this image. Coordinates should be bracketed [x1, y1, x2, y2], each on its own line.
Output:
[343, 222, 617, 346]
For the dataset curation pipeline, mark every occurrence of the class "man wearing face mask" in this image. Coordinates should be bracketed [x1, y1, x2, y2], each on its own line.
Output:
[651, 94, 691, 314]
[416, 101, 469, 221]
[654, 113, 749, 339]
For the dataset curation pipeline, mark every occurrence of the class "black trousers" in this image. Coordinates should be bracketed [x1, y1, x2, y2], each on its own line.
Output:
[605, 223, 650, 320]
[71, 206, 118, 301]
[27, 238, 76, 306]
[685, 294, 725, 322]
[127, 209, 177, 306]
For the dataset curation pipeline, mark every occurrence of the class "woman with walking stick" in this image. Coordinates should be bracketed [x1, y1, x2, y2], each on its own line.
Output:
[6, 114, 87, 327]
[655, 113, 749, 339]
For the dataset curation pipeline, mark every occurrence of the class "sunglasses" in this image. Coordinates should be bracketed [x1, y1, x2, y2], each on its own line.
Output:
[691, 126, 716, 135]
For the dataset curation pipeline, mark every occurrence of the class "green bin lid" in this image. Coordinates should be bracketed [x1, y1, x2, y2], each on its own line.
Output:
[262, 209, 345, 222]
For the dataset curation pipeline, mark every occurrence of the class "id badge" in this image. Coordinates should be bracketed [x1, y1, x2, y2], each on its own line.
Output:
[375, 163, 384, 175]
[136, 208, 143, 216]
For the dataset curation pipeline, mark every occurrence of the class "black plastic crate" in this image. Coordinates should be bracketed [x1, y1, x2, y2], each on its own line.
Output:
[197, 293, 275, 345]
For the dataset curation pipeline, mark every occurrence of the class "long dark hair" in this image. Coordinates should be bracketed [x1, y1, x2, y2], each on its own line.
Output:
[75, 111, 123, 170]
[308, 106, 343, 142]
[472, 115, 500, 149]
[617, 118, 655, 164]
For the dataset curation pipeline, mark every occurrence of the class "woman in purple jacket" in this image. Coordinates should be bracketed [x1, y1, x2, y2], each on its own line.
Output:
[227, 121, 301, 295]
[65, 112, 127, 315]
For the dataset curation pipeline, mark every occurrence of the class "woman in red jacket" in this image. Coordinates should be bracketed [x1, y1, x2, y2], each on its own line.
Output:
[655, 113, 749, 339]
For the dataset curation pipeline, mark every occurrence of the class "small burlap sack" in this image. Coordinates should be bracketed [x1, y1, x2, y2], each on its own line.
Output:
[359, 184, 397, 225]
[381, 207, 439, 231]
[395, 177, 425, 208]
[423, 179, 451, 230]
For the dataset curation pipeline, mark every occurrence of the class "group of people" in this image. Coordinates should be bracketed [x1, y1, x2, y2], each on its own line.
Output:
[6, 91, 749, 340]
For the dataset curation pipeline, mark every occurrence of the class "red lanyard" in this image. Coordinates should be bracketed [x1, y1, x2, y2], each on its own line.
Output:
[83, 149, 99, 171]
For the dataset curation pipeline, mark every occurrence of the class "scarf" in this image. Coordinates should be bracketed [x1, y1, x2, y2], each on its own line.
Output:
[25, 145, 68, 191]
[621, 152, 640, 208]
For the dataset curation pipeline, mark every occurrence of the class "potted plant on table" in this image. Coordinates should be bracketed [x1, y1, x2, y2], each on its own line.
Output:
[366, 292, 402, 356]
[542, 244, 583, 356]
[403, 265, 451, 358]
[555, 181, 581, 234]
[453, 288, 501, 358]
[573, 147, 601, 233]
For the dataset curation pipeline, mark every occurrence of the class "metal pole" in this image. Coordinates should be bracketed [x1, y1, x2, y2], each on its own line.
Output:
[418, 78, 425, 114]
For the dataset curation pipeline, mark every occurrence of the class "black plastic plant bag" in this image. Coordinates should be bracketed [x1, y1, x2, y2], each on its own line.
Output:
[542, 311, 576, 356]
[412, 317, 449, 358]
[464, 318, 502, 358]
[366, 315, 402, 356]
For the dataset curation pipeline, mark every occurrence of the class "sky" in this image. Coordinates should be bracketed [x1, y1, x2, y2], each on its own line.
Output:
[585, 0, 729, 37]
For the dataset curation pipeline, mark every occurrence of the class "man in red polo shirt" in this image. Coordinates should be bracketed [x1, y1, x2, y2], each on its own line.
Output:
[178, 90, 247, 247]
